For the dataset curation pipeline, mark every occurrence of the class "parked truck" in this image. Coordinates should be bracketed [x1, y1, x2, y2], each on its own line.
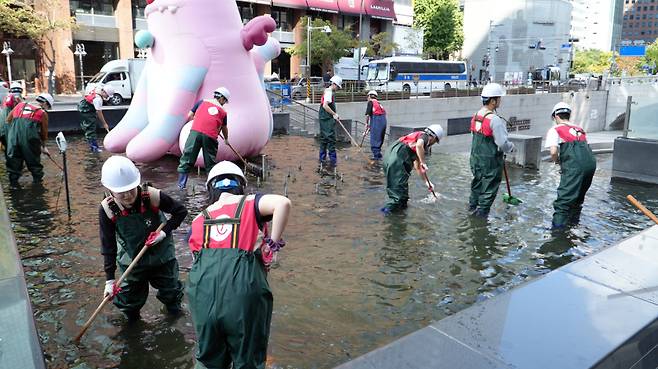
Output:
[85, 59, 146, 105]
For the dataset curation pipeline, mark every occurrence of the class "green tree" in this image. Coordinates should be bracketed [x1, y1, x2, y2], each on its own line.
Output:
[363, 32, 398, 59]
[287, 17, 357, 74]
[642, 38, 658, 73]
[413, 0, 463, 59]
[572, 48, 613, 75]
[0, 0, 77, 92]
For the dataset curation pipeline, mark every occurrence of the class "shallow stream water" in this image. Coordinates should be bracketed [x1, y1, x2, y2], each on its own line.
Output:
[3, 134, 657, 369]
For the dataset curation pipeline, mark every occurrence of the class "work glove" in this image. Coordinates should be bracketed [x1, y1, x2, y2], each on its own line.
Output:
[425, 179, 434, 192]
[508, 142, 517, 153]
[419, 163, 429, 174]
[261, 238, 286, 272]
[40, 146, 49, 155]
[104, 279, 121, 298]
[145, 230, 166, 247]
[333, 114, 340, 121]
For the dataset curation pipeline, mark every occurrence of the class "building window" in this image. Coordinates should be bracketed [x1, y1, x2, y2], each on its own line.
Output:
[133, 0, 147, 18]
[237, 3, 254, 24]
[69, 0, 114, 16]
[271, 7, 292, 31]
[338, 15, 358, 38]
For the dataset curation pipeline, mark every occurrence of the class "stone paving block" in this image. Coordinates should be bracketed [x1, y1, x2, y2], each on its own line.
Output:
[431, 269, 658, 369]
[335, 326, 508, 369]
[0, 278, 47, 369]
[562, 227, 658, 305]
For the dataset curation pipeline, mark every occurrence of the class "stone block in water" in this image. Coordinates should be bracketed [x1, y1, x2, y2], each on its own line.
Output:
[507, 134, 542, 169]
[613, 137, 658, 184]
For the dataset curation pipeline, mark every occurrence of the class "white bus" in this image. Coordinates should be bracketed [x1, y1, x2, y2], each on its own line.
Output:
[365, 56, 468, 94]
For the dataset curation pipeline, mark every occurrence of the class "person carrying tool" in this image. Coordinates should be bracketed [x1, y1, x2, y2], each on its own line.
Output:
[0, 82, 24, 155]
[5, 93, 53, 185]
[318, 75, 342, 167]
[365, 90, 387, 160]
[77, 85, 114, 153]
[545, 102, 596, 228]
[187, 161, 291, 369]
[177, 86, 230, 189]
[381, 124, 443, 214]
[99, 155, 187, 321]
[469, 83, 515, 218]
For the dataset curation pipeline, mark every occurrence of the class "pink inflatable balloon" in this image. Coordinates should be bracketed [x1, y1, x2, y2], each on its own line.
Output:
[104, 0, 280, 163]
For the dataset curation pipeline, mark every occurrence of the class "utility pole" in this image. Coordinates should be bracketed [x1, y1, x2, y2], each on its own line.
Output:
[357, 0, 364, 90]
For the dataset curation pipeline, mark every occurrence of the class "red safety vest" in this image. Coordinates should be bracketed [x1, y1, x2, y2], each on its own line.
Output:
[11, 102, 45, 123]
[84, 91, 97, 104]
[398, 131, 424, 152]
[188, 195, 260, 253]
[372, 99, 386, 116]
[191, 100, 227, 140]
[3, 94, 19, 109]
[555, 124, 587, 143]
[470, 111, 494, 137]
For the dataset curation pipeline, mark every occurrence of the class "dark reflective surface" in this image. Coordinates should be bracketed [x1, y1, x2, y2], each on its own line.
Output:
[3, 135, 657, 369]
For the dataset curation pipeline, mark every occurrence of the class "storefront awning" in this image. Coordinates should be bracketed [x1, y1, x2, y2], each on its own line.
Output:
[337, 0, 363, 15]
[364, 0, 395, 20]
[239, 0, 272, 4]
[272, 0, 307, 8]
[306, 0, 339, 13]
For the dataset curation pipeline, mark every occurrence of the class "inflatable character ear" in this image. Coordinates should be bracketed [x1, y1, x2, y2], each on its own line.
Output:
[241, 16, 276, 51]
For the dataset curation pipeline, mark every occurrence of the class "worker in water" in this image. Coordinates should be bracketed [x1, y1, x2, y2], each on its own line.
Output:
[381, 124, 443, 214]
[77, 85, 113, 153]
[5, 93, 53, 185]
[0, 82, 24, 155]
[545, 102, 597, 229]
[318, 75, 343, 167]
[365, 90, 387, 160]
[468, 83, 515, 218]
[177, 86, 230, 189]
[187, 161, 291, 369]
[99, 155, 187, 321]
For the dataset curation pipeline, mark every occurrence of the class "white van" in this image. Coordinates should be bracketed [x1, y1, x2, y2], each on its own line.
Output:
[85, 59, 145, 105]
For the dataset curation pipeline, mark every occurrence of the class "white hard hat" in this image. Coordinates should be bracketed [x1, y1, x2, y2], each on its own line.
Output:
[206, 160, 246, 187]
[367, 90, 378, 97]
[9, 82, 22, 93]
[551, 102, 572, 117]
[425, 124, 444, 140]
[481, 83, 506, 98]
[214, 87, 230, 102]
[102, 85, 115, 96]
[101, 156, 141, 193]
[36, 93, 54, 109]
[330, 75, 343, 88]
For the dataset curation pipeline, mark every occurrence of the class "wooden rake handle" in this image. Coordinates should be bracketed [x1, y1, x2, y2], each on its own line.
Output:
[74, 223, 166, 342]
[627, 195, 658, 225]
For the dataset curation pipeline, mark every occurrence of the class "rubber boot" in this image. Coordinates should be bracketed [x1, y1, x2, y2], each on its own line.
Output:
[177, 172, 188, 189]
[89, 139, 102, 153]
[319, 150, 326, 162]
[329, 151, 337, 167]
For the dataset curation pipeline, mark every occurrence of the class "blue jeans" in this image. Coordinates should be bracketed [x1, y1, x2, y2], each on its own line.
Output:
[369, 114, 387, 159]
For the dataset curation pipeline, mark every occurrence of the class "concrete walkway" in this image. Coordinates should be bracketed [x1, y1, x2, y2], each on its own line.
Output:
[336, 225, 658, 369]
[0, 187, 47, 369]
[436, 130, 622, 156]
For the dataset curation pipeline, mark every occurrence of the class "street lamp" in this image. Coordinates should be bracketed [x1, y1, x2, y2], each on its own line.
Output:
[2, 42, 14, 84]
[73, 43, 87, 92]
[306, 21, 332, 103]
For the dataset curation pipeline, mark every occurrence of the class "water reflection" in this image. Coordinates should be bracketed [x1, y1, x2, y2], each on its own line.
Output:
[114, 320, 194, 369]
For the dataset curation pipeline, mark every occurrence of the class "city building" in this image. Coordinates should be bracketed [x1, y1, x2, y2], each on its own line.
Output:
[620, 0, 658, 45]
[392, 0, 423, 56]
[570, 0, 617, 51]
[462, 0, 573, 83]
[0, 0, 397, 93]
